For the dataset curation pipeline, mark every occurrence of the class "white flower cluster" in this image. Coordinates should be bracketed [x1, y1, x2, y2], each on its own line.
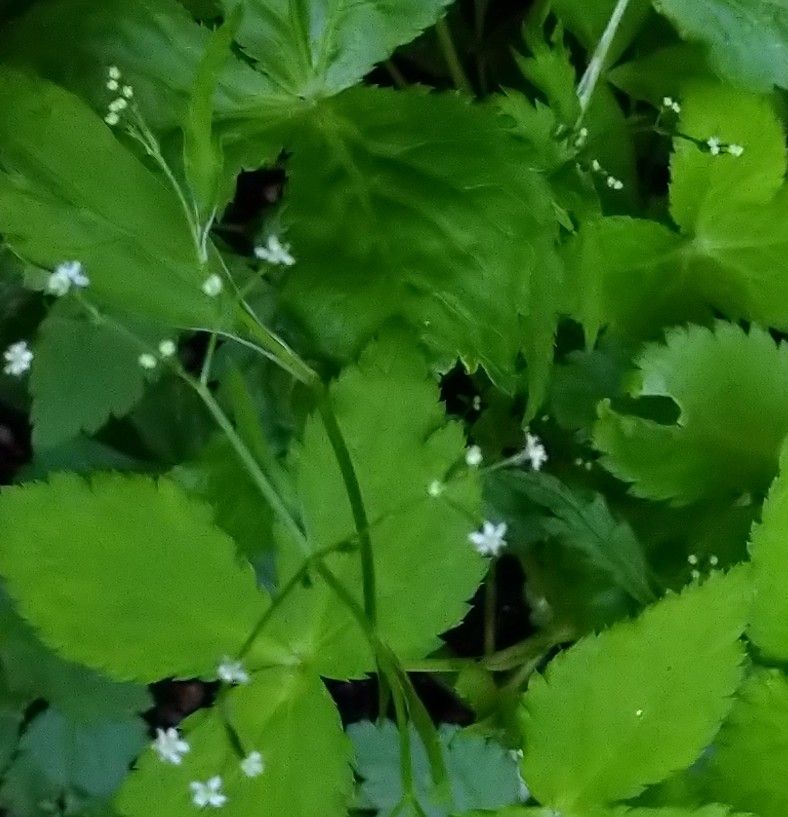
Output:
[706, 136, 744, 157]
[105, 65, 134, 127]
[687, 552, 719, 581]
[254, 235, 295, 266]
[138, 338, 178, 371]
[661, 96, 681, 114]
[47, 260, 89, 297]
[150, 658, 264, 809]
[3, 341, 33, 377]
[590, 158, 623, 191]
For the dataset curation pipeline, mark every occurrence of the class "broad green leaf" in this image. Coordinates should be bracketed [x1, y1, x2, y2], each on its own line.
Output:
[749, 440, 788, 660]
[653, 0, 788, 91]
[706, 668, 788, 817]
[520, 569, 750, 812]
[278, 86, 560, 394]
[591, 808, 750, 817]
[670, 83, 785, 231]
[0, 708, 147, 817]
[0, 473, 274, 682]
[0, 69, 229, 328]
[270, 332, 486, 678]
[29, 306, 161, 450]
[491, 471, 654, 605]
[594, 323, 788, 505]
[0, 0, 274, 130]
[0, 708, 22, 770]
[350, 720, 523, 817]
[117, 666, 352, 817]
[221, 0, 452, 99]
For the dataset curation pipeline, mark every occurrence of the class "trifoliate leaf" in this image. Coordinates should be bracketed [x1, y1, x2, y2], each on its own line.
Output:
[0, 0, 274, 130]
[0, 708, 147, 817]
[279, 86, 560, 394]
[29, 306, 160, 450]
[0, 69, 229, 328]
[350, 720, 523, 817]
[491, 471, 655, 605]
[748, 439, 788, 660]
[653, 0, 788, 91]
[221, 0, 452, 99]
[706, 668, 788, 817]
[594, 323, 788, 505]
[0, 473, 275, 682]
[270, 332, 486, 678]
[520, 569, 750, 812]
[117, 666, 352, 817]
[0, 594, 151, 721]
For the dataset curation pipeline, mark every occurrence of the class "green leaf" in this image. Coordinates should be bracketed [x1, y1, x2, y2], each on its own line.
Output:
[278, 86, 560, 394]
[270, 332, 486, 678]
[0, 69, 228, 328]
[0, 0, 274, 130]
[0, 708, 147, 817]
[594, 323, 788, 505]
[591, 808, 750, 817]
[653, 0, 788, 91]
[0, 473, 274, 682]
[221, 0, 451, 99]
[490, 471, 654, 605]
[350, 720, 523, 817]
[706, 668, 788, 817]
[520, 569, 750, 812]
[29, 306, 161, 450]
[749, 439, 788, 661]
[117, 666, 352, 817]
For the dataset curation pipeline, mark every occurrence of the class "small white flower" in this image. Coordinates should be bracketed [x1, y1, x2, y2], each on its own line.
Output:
[202, 274, 223, 297]
[523, 432, 548, 471]
[707, 136, 722, 156]
[240, 750, 265, 778]
[635, 708, 644, 717]
[690, 569, 701, 580]
[190, 777, 227, 809]
[105, 111, 120, 126]
[472, 395, 481, 411]
[158, 339, 177, 358]
[3, 341, 33, 377]
[709, 554, 719, 567]
[108, 66, 121, 80]
[109, 97, 128, 112]
[106, 79, 119, 91]
[47, 261, 89, 296]
[121, 85, 134, 99]
[217, 657, 249, 685]
[574, 126, 588, 147]
[152, 727, 190, 765]
[469, 521, 507, 557]
[254, 235, 295, 266]
[465, 445, 483, 467]
[138, 353, 157, 370]
[606, 175, 624, 190]
[727, 143, 744, 157]
[591, 159, 602, 173]
[662, 96, 674, 108]
[687, 553, 699, 566]
[427, 480, 444, 498]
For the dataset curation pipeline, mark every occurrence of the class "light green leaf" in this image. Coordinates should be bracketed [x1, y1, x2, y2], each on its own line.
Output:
[653, 0, 788, 91]
[0, 708, 147, 817]
[221, 0, 452, 99]
[0, 69, 229, 328]
[706, 668, 788, 817]
[29, 306, 160, 450]
[279, 86, 560, 394]
[520, 569, 750, 812]
[749, 440, 788, 660]
[117, 666, 352, 817]
[594, 323, 788, 505]
[350, 720, 523, 817]
[270, 332, 486, 678]
[0, 473, 275, 682]
[592, 808, 751, 817]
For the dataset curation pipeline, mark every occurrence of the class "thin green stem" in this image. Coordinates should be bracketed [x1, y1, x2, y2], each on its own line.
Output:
[576, 0, 631, 122]
[200, 331, 219, 386]
[385, 59, 408, 89]
[483, 560, 497, 656]
[435, 18, 473, 95]
[473, 0, 490, 93]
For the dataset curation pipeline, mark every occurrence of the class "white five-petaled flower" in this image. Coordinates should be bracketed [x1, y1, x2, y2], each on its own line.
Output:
[153, 727, 190, 765]
[138, 353, 157, 370]
[240, 750, 265, 778]
[190, 777, 227, 809]
[465, 445, 483, 467]
[47, 260, 89, 297]
[202, 274, 224, 297]
[3, 341, 33, 377]
[523, 432, 548, 471]
[707, 136, 722, 156]
[728, 143, 744, 157]
[217, 657, 249, 685]
[254, 235, 295, 266]
[469, 521, 507, 557]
